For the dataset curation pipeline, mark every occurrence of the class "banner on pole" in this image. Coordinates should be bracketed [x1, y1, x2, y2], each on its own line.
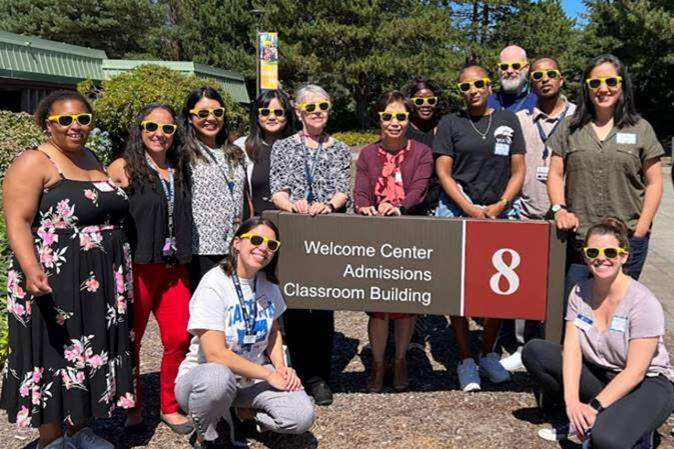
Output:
[258, 32, 279, 91]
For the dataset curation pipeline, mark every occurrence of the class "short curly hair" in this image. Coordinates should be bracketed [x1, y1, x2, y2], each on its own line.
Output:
[34, 90, 92, 130]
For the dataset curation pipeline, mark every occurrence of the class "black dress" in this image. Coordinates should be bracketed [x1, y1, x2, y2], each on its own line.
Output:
[1, 150, 136, 428]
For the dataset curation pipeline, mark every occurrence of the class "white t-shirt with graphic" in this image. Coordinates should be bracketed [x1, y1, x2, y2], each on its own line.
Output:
[176, 266, 287, 385]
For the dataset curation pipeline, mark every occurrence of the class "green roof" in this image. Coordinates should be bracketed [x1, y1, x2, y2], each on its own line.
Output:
[0, 30, 106, 84]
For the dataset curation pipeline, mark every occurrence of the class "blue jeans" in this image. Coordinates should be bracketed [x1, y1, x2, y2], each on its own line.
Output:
[435, 191, 520, 219]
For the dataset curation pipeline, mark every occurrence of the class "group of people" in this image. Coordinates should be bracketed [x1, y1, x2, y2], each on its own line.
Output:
[0, 42, 671, 449]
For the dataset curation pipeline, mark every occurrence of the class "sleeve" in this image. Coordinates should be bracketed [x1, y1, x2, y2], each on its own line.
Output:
[187, 286, 228, 334]
[401, 143, 433, 211]
[432, 115, 454, 158]
[548, 117, 571, 158]
[564, 287, 580, 322]
[268, 284, 287, 321]
[354, 145, 375, 209]
[269, 139, 290, 196]
[629, 292, 665, 339]
[334, 142, 352, 204]
[638, 119, 665, 163]
[508, 113, 526, 155]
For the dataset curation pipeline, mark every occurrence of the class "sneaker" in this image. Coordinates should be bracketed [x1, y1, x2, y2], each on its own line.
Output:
[537, 423, 577, 441]
[70, 427, 114, 449]
[307, 378, 333, 406]
[479, 352, 511, 383]
[457, 358, 481, 392]
[499, 346, 525, 372]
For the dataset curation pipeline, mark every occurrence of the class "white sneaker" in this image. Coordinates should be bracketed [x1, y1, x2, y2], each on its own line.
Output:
[499, 346, 525, 372]
[537, 422, 577, 441]
[479, 352, 511, 383]
[457, 358, 481, 392]
[70, 427, 114, 449]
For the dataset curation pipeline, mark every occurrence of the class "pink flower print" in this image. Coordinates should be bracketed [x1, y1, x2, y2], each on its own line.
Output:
[7, 270, 19, 290]
[116, 296, 127, 314]
[56, 312, 66, 326]
[39, 245, 54, 268]
[16, 405, 31, 428]
[75, 371, 85, 383]
[116, 392, 135, 409]
[87, 353, 107, 369]
[84, 189, 98, 205]
[13, 303, 25, 317]
[37, 228, 58, 246]
[31, 368, 43, 383]
[25, 299, 31, 315]
[56, 199, 73, 219]
[80, 234, 92, 250]
[114, 268, 124, 294]
[64, 341, 83, 363]
[31, 388, 42, 405]
[85, 277, 99, 293]
[19, 384, 29, 397]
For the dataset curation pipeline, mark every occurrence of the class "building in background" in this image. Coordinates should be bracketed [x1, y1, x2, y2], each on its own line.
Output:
[0, 31, 249, 113]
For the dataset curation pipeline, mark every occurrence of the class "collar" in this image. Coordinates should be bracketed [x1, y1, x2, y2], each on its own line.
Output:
[533, 96, 570, 122]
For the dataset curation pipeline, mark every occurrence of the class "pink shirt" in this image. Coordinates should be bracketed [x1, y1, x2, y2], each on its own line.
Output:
[566, 279, 674, 382]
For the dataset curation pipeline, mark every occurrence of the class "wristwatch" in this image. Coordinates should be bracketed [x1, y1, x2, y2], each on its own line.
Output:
[551, 204, 567, 214]
[589, 398, 605, 413]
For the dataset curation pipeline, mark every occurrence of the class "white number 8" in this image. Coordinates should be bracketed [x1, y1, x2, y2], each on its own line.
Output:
[489, 248, 521, 295]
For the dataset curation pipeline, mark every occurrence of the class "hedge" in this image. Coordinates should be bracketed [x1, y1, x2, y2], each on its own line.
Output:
[332, 130, 380, 146]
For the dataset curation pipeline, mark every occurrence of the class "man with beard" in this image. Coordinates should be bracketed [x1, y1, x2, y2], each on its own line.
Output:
[488, 45, 538, 113]
[499, 56, 576, 372]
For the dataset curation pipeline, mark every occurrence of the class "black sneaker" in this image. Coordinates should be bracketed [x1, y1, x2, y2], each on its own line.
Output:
[227, 408, 249, 448]
[307, 378, 333, 406]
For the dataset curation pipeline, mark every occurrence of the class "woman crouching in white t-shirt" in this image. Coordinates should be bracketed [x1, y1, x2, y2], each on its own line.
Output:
[175, 217, 314, 448]
[523, 217, 674, 448]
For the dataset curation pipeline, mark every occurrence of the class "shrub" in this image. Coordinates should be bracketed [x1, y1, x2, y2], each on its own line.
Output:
[79, 65, 248, 152]
[0, 110, 46, 178]
[332, 130, 380, 147]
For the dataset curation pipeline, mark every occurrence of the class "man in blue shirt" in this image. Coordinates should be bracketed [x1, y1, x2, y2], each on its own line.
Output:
[488, 45, 538, 113]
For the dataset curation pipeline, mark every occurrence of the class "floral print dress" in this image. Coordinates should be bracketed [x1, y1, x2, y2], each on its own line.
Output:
[1, 150, 136, 428]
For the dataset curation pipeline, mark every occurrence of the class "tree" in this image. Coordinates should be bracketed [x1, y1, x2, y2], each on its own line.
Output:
[0, 0, 161, 58]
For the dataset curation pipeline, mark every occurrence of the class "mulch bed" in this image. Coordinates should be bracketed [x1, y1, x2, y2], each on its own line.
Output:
[2, 311, 673, 448]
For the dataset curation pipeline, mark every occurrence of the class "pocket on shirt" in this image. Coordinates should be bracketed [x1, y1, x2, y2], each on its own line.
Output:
[565, 147, 591, 172]
[614, 146, 641, 174]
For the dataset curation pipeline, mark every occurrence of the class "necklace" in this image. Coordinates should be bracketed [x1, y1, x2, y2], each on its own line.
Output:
[467, 113, 493, 140]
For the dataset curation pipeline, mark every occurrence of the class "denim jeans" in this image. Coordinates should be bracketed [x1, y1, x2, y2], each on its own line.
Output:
[435, 191, 520, 219]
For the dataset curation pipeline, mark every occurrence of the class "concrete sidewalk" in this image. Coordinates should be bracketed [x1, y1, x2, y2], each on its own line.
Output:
[641, 165, 674, 327]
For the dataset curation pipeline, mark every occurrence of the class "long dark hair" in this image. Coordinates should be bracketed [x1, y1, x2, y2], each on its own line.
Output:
[122, 103, 188, 195]
[401, 77, 450, 121]
[220, 217, 280, 284]
[570, 54, 640, 131]
[181, 86, 244, 165]
[245, 90, 294, 163]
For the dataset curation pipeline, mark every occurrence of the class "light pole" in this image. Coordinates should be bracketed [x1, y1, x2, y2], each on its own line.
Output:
[251, 8, 264, 97]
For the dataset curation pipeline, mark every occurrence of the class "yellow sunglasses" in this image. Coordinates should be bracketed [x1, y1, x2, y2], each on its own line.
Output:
[296, 101, 331, 113]
[498, 61, 528, 71]
[586, 76, 623, 90]
[240, 233, 281, 252]
[189, 107, 225, 119]
[141, 121, 177, 135]
[379, 111, 409, 122]
[457, 78, 491, 92]
[530, 70, 561, 81]
[411, 97, 438, 107]
[582, 246, 627, 260]
[47, 113, 93, 127]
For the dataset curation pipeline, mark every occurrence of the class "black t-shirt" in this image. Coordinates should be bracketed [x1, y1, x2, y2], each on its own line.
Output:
[406, 124, 435, 148]
[432, 110, 525, 206]
[249, 144, 276, 215]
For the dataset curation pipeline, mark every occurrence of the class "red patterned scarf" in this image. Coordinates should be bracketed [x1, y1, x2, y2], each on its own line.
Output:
[374, 140, 409, 206]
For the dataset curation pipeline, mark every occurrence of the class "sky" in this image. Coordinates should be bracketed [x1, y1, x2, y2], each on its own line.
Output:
[561, 0, 587, 21]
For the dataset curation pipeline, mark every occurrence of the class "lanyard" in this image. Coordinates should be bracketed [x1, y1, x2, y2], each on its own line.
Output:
[145, 155, 176, 240]
[536, 103, 570, 160]
[232, 274, 258, 337]
[300, 133, 324, 203]
[200, 143, 241, 225]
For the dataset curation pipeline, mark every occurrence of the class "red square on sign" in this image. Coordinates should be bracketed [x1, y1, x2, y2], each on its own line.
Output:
[463, 221, 549, 320]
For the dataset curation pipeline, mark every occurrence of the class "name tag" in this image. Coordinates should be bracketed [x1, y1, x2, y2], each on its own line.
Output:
[93, 181, 115, 192]
[610, 316, 628, 333]
[395, 171, 403, 184]
[243, 334, 257, 345]
[494, 143, 510, 156]
[536, 166, 549, 181]
[574, 314, 593, 332]
[616, 133, 637, 145]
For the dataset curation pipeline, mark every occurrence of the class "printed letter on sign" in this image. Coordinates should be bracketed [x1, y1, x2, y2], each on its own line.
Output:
[463, 221, 549, 320]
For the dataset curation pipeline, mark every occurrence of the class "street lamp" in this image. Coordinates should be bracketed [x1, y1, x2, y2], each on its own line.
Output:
[251, 8, 264, 97]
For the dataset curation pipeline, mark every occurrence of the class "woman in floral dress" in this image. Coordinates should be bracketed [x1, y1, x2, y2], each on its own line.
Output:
[1, 90, 135, 449]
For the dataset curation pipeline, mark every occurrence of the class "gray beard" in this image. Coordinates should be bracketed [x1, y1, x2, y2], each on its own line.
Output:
[501, 77, 526, 93]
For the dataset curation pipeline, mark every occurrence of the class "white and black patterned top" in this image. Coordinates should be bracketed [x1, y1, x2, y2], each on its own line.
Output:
[270, 134, 352, 205]
[190, 143, 246, 255]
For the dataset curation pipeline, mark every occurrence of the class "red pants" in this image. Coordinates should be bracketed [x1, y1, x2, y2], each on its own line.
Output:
[132, 263, 191, 414]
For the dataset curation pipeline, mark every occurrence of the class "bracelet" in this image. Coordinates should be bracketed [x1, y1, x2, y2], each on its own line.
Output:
[499, 197, 510, 207]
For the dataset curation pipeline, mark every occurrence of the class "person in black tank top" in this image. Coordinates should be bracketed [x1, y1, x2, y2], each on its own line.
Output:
[108, 103, 194, 434]
[1, 91, 134, 449]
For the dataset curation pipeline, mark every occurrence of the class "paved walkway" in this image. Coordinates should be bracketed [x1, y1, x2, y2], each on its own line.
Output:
[641, 164, 674, 327]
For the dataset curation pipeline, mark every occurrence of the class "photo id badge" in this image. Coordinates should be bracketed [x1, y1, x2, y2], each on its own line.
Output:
[610, 316, 628, 333]
[536, 166, 549, 181]
[243, 334, 257, 345]
[494, 143, 510, 156]
[93, 181, 115, 192]
[574, 314, 593, 332]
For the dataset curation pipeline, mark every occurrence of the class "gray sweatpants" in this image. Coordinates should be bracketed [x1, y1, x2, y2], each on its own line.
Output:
[175, 363, 315, 442]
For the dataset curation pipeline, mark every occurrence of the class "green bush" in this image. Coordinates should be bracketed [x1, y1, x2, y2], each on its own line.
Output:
[80, 64, 248, 152]
[332, 130, 380, 147]
[0, 110, 46, 178]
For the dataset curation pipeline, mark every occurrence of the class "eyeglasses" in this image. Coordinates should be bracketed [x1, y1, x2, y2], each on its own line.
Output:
[498, 61, 528, 71]
[141, 121, 177, 135]
[297, 101, 331, 113]
[531, 70, 561, 81]
[457, 78, 491, 92]
[586, 76, 623, 90]
[582, 246, 627, 260]
[189, 107, 225, 119]
[411, 97, 438, 107]
[240, 233, 281, 252]
[379, 111, 409, 122]
[47, 114, 92, 127]
[258, 108, 285, 118]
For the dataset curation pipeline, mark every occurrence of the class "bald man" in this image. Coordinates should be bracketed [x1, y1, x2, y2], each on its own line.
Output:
[488, 45, 538, 113]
